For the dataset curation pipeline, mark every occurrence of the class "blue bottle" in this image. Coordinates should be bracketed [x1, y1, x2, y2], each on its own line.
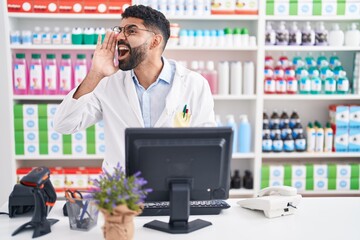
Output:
[226, 114, 238, 153]
[238, 115, 251, 153]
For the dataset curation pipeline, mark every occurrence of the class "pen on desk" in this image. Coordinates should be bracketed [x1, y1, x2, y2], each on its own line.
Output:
[183, 104, 187, 118]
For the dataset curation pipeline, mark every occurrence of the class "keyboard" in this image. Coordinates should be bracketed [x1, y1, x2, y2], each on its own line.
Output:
[140, 200, 230, 216]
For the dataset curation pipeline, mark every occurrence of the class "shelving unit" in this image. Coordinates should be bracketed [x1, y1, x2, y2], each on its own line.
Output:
[1, 1, 360, 203]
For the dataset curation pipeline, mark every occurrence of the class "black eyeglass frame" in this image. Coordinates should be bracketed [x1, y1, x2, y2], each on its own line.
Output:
[112, 25, 156, 37]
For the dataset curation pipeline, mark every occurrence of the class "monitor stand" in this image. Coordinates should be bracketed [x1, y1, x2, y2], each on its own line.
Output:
[143, 180, 212, 234]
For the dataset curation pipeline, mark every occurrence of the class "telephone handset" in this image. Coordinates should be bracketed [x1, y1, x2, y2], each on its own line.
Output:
[258, 186, 297, 197]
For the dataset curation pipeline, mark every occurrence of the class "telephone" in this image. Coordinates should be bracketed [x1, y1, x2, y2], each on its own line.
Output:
[237, 186, 302, 218]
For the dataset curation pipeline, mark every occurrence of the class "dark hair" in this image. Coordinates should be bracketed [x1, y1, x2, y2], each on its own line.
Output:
[122, 5, 170, 49]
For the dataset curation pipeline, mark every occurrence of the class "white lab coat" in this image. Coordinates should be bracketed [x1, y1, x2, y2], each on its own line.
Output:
[53, 59, 216, 172]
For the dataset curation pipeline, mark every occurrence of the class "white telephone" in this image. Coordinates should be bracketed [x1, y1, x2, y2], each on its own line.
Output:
[237, 186, 302, 218]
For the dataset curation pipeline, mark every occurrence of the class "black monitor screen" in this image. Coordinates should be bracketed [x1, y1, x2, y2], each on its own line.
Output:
[125, 127, 233, 234]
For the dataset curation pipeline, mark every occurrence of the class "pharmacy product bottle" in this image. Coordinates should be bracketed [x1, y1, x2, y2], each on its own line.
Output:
[230, 61, 242, 95]
[265, 56, 274, 67]
[283, 132, 295, 152]
[289, 22, 302, 46]
[218, 61, 230, 95]
[238, 115, 251, 153]
[289, 110, 300, 129]
[315, 22, 328, 46]
[306, 122, 316, 152]
[280, 110, 289, 128]
[224, 28, 233, 47]
[44, 54, 57, 95]
[275, 76, 286, 94]
[13, 53, 28, 95]
[240, 28, 249, 47]
[299, 76, 311, 94]
[276, 21, 289, 45]
[270, 111, 280, 128]
[42, 26, 52, 44]
[74, 54, 87, 87]
[243, 61, 254, 95]
[310, 75, 322, 94]
[215, 115, 222, 127]
[281, 122, 291, 140]
[315, 123, 324, 152]
[317, 55, 329, 68]
[274, 63, 284, 79]
[324, 71, 336, 94]
[194, 29, 204, 47]
[279, 55, 290, 68]
[324, 122, 333, 152]
[295, 132, 306, 152]
[95, 27, 106, 43]
[292, 122, 303, 139]
[231, 170, 241, 189]
[265, 22, 276, 45]
[263, 122, 271, 137]
[21, 30, 32, 45]
[328, 23, 344, 46]
[270, 123, 281, 140]
[71, 27, 83, 45]
[302, 22, 315, 46]
[59, 54, 72, 95]
[262, 133, 272, 152]
[233, 28, 242, 47]
[226, 114, 238, 153]
[243, 170, 253, 189]
[179, 29, 189, 46]
[29, 53, 43, 95]
[345, 23, 360, 46]
[286, 76, 298, 94]
[337, 71, 349, 94]
[284, 64, 295, 79]
[32, 26, 42, 44]
[272, 133, 283, 152]
[264, 77, 276, 94]
[52, 27, 62, 45]
[62, 27, 72, 44]
[203, 61, 218, 94]
[264, 64, 274, 79]
[263, 111, 269, 125]
[83, 27, 95, 45]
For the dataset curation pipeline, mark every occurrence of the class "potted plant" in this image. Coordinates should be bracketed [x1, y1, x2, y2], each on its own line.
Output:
[87, 163, 151, 240]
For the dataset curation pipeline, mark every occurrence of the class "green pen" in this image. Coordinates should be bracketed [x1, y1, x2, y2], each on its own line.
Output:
[183, 104, 187, 118]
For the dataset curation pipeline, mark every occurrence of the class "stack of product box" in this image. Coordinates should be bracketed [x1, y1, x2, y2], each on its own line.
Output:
[266, 0, 360, 16]
[14, 104, 105, 156]
[16, 167, 103, 193]
[330, 104, 360, 152]
[261, 163, 360, 191]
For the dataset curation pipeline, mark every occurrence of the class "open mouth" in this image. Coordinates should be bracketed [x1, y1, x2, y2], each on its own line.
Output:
[118, 46, 130, 60]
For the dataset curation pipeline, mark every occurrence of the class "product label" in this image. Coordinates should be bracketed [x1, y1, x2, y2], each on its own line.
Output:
[299, 78, 311, 92]
[30, 65, 42, 90]
[45, 65, 57, 90]
[62, 33, 72, 44]
[264, 79, 275, 93]
[286, 79, 298, 93]
[52, 33, 62, 44]
[276, 79, 286, 93]
[337, 79, 349, 92]
[32, 33, 42, 44]
[14, 64, 26, 90]
[295, 138, 306, 151]
[42, 33, 51, 44]
[60, 66, 72, 91]
[74, 65, 87, 86]
[284, 139, 295, 151]
[262, 139, 272, 152]
[311, 78, 322, 92]
[272, 139, 283, 152]
[325, 79, 336, 92]
[270, 129, 281, 139]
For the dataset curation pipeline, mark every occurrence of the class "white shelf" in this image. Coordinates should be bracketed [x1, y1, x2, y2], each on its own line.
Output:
[10, 44, 258, 51]
[262, 152, 360, 159]
[13, 95, 65, 101]
[265, 46, 360, 52]
[8, 12, 258, 20]
[263, 94, 360, 100]
[232, 153, 256, 159]
[213, 95, 257, 100]
[15, 155, 104, 160]
[299, 190, 360, 196]
[265, 15, 360, 21]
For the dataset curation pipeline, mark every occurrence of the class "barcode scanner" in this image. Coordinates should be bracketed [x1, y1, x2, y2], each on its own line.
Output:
[12, 167, 59, 238]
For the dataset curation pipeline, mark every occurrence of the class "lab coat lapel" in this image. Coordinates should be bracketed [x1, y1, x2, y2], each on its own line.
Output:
[124, 72, 144, 127]
[154, 70, 185, 127]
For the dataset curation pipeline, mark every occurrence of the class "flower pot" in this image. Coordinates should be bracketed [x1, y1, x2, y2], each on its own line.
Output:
[100, 205, 141, 240]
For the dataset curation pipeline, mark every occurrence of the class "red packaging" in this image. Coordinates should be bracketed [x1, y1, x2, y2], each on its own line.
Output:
[7, 0, 33, 13]
[58, 0, 83, 13]
[50, 167, 65, 193]
[108, 0, 131, 14]
[83, 0, 107, 13]
[33, 0, 58, 13]
[16, 167, 33, 183]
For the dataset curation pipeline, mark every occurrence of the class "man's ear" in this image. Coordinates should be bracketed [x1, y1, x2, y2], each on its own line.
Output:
[150, 34, 163, 49]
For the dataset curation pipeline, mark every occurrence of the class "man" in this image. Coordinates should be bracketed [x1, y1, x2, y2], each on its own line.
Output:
[53, 5, 216, 172]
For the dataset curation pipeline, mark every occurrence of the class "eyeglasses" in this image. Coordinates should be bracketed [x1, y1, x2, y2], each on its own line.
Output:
[112, 25, 156, 37]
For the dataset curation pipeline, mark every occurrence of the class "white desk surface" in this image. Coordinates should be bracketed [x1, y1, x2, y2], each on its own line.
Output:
[1, 197, 359, 240]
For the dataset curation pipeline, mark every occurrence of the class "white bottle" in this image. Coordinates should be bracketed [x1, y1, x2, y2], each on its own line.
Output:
[230, 61, 242, 95]
[218, 61, 230, 95]
[52, 27, 62, 45]
[42, 26, 52, 45]
[62, 27, 72, 45]
[345, 23, 360, 46]
[324, 123, 333, 152]
[315, 21, 328, 46]
[315, 123, 324, 152]
[243, 61, 255, 95]
[289, 22, 302, 46]
[328, 23, 344, 46]
[32, 26, 42, 44]
[265, 21, 276, 45]
[301, 22, 315, 46]
[276, 21, 289, 45]
[306, 122, 316, 152]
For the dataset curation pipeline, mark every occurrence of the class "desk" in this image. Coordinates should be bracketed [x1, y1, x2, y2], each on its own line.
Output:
[1, 198, 359, 240]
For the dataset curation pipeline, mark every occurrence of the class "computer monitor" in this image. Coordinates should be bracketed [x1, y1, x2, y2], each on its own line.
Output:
[125, 127, 233, 234]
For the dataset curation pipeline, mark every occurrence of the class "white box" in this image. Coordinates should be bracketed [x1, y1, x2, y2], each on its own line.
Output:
[72, 142, 87, 155]
[269, 179, 284, 187]
[24, 142, 39, 155]
[337, 164, 351, 179]
[72, 131, 86, 143]
[269, 165, 284, 180]
[23, 104, 38, 119]
[24, 118, 38, 130]
[95, 131, 105, 143]
[337, 178, 350, 190]
[314, 164, 328, 178]
[292, 165, 306, 179]
[298, 1, 312, 16]
[48, 142, 63, 155]
[292, 179, 306, 191]
[274, 0, 289, 16]
[24, 130, 39, 143]
[96, 142, 106, 154]
[322, 1, 337, 16]
[47, 104, 58, 119]
[48, 130, 62, 143]
[346, 0, 360, 16]
[349, 130, 360, 152]
[314, 178, 328, 191]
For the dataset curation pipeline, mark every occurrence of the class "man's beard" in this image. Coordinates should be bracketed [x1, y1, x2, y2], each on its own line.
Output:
[118, 41, 148, 71]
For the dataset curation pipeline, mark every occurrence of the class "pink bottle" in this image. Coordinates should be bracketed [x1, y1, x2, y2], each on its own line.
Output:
[13, 53, 28, 95]
[28, 53, 43, 95]
[44, 54, 58, 95]
[202, 61, 218, 94]
[286, 76, 298, 94]
[73, 54, 87, 87]
[58, 54, 72, 95]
